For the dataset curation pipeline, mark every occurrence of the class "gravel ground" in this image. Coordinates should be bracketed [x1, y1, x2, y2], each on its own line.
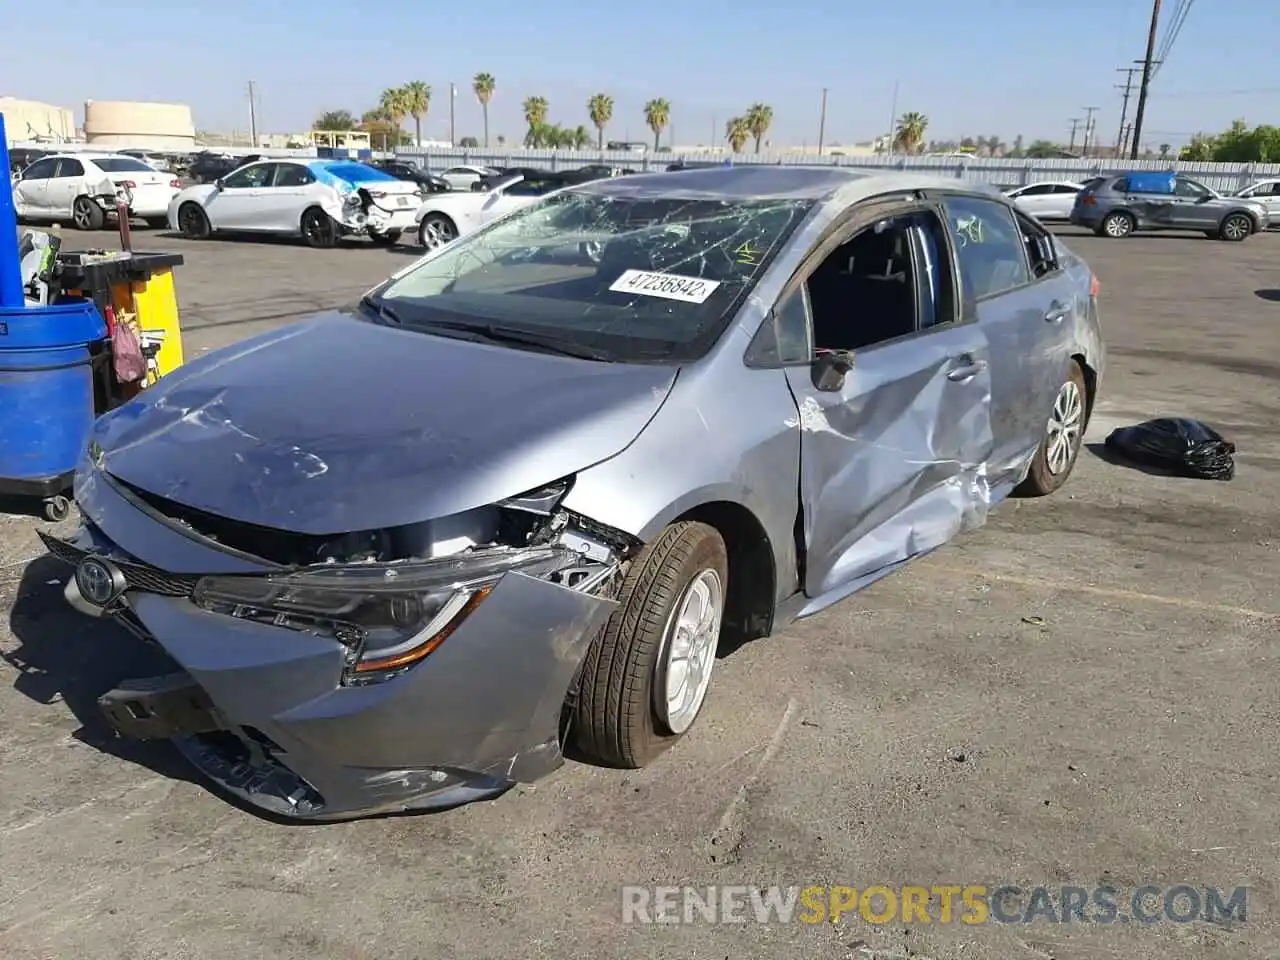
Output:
[1, 222, 1277, 960]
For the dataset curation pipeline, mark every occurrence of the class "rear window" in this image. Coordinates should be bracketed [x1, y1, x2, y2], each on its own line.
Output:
[96, 158, 155, 172]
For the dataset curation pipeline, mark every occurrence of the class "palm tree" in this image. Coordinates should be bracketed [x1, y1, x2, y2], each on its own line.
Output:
[379, 88, 408, 143]
[523, 96, 549, 145]
[401, 81, 431, 147]
[572, 125, 592, 150]
[587, 93, 614, 150]
[725, 116, 750, 153]
[745, 103, 773, 153]
[644, 98, 671, 152]
[893, 111, 928, 154]
[473, 72, 496, 147]
[1159, 143, 1171, 159]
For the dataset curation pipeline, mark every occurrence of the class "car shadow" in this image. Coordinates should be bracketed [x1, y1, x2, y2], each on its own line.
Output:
[0, 494, 47, 520]
[1084, 441, 1187, 478]
[158, 230, 385, 250]
[4, 554, 200, 787]
[1255, 289, 1280, 302]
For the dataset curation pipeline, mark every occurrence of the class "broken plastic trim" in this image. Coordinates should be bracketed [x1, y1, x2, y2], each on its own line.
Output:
[192, 545, 582, 685]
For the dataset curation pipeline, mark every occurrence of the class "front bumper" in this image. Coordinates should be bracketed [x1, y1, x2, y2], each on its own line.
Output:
[43, 516, 617, 821]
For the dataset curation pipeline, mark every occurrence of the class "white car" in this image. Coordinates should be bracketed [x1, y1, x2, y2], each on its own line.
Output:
[437, 164, 499, 190]
[1004, 181, 1084, 221]
[167, 158, 425, 247]
[1232, 179, 1280, 223]
[120, 150, 172, 173]
[413, 174, 568, 249]
[11, 153, 182, 229]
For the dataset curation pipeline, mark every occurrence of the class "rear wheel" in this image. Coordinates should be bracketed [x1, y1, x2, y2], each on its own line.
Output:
[1100, 211, 1135, 239]
[301, 207, 339, 248]
[1015, 361, 1089, 497]
[71, 196, 104, 231]
[572, 522, 728, 767]
[177, 202, 211, 239]
[1219, 213, 1252, 242]
[418, 213, 457, 250]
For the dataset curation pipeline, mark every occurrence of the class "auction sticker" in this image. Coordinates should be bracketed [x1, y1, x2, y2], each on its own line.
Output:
[609, 269, 721, 304]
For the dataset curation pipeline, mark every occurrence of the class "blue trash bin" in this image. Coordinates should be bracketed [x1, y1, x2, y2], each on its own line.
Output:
[0, 300, 107, 520]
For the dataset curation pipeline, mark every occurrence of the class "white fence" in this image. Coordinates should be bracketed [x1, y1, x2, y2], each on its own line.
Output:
[394, 147, 1280, 194]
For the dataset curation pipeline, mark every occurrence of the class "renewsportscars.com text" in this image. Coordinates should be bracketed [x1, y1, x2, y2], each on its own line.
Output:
[621, 884, 1249, 925]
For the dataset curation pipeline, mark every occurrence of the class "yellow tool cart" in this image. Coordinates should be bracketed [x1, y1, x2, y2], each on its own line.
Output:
[54, 251, 187, 408]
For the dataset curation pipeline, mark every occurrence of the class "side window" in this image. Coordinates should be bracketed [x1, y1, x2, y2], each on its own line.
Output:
[943, 195, 1031, 300]
[1174, 178, 1210, 199]
[22, 158, 58, 180]
[1015, 212, 1059, 280]
[222, 163, 273, 189]
[1019, 184, 1054, 196]
[910, 210, 956, 330]
[1053, 184, 1081, 194]
[443, 167, 472, 177]
[272, 164, 315, 187]
[55, 158, 84, 178]
[747, 286, 812, 365]
[1113, 178, 1130, 193]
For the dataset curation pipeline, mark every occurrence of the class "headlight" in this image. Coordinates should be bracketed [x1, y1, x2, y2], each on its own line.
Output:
[193, 546, 577, 684]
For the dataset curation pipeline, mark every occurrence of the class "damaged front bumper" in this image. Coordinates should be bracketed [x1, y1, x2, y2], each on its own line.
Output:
[41, 510, 622, 821]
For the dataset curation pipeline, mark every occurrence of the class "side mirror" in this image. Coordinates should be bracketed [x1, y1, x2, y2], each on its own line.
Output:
[213, 178, 224, 191]
[811, 351, 855, 392]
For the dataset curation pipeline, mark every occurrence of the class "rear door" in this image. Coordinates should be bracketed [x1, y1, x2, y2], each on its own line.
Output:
[203, 161, 276, 230]
[47, 157, 88, 218]
[1012, 183, 1056, 220]
[262, 162, 318, 231]
[942, 194, 1071, 484]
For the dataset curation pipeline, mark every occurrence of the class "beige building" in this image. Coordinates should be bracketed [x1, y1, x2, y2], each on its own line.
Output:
[83, 100, 196, 149]
[0, 97, 76, 143]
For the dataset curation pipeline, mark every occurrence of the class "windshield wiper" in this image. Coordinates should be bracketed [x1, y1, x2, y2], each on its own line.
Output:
[415, 319, 616, 362]
[358, 293, 403, 326]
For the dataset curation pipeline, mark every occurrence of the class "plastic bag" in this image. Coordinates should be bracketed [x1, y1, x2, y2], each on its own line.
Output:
[112, 320, 147, 384]
[1104, 418, 1235, 481]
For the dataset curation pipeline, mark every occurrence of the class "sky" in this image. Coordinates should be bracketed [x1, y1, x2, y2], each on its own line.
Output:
[2, 0, 1277, 150]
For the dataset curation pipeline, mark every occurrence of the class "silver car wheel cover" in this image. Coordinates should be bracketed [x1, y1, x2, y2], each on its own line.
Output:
[656, 568, 724, 735]
[1045, 380, 1084, 475]
[421, 219, 456, 249]
[1105, 215, 1131, 237]
[1224, 216, 1248, 240]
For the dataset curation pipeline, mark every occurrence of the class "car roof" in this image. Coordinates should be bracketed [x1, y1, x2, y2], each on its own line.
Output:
[568, 165, 1006, 204]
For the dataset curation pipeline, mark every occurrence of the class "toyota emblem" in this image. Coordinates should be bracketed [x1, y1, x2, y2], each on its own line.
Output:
[75, 557, 124, 607]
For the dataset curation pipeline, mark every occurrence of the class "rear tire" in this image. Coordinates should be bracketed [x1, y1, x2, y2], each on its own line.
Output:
[1100, 211, 1135, 239]
[1015, 361, 1089, 497]
[301, 207, 339, 248]
[1219, 213, 1252, 242]
[71, 196, 104, 231]
[572, 522, 728, 768]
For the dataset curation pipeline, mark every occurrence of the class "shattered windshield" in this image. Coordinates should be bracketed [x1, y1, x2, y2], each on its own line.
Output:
[374, 191, 815, 362]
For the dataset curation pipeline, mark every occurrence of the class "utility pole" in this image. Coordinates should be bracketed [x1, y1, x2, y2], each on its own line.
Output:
[1121, 123, 1133, 156]
[449, 82, 456, 146]
[246, 81, 258, 147]
[817, 88, 828, 155]
[1114, 67, 1139, 156]
[886, 79, 900, 153]
[1130, 0, 1162, 159]
[1081, 106, 1099, 155]
[1068, 117, 1082, 152]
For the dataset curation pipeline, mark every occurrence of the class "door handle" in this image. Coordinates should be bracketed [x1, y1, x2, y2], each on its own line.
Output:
[946, 358, 988, 382]
[1045, 301, 1069, 323]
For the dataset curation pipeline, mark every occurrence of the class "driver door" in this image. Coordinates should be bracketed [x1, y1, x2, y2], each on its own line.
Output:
[12, 157, 58, 215]
[777, 202, 995, 602]
[202, 162, 276, 230]
[1171, 177, 1217, 229]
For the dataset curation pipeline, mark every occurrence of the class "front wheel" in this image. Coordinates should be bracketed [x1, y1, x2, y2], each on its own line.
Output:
[177, 202, 211, 239]
[418, 213, 458, 250]
[572, 522, 728, 767]
[1015, 362, 1089, 497]
[1219, 213, 1252, 242]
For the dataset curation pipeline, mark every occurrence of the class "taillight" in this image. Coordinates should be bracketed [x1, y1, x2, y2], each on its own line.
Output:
[1081, 195, 1097, 206]
[119, 180, 137, 190]
[1089, 274, 1100, 297]
[169, 178, 182, 188]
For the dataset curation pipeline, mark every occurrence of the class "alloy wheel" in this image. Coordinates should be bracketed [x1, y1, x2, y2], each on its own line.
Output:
[1045, 379, 1084, 475]
[656, 568, 724, 735]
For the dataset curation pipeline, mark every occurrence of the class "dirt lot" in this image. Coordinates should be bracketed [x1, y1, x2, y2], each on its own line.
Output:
[1, 224, 1278, 960]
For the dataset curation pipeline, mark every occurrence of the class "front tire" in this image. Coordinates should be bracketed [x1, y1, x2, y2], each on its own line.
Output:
[177, 202, 211, 239]
[418, 213, 458, 250]
[71, 196, 104, 231]
[1015, 361, 1089, 497]
[573, 522, 728, 768]
[1219, 213, 1252, 242]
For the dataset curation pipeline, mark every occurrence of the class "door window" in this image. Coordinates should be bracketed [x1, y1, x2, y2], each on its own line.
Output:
[1017, 184, 1055, 197]
[1014, 212, 1059, 279]
[222, 163, 274, 188]
[54, 158, 84, 178]
[21, 158, 58, 180]
[272, 164, 315, 187]
[1174, 178, 1211, 199]
[943, 195, 1031, 300]
[1052, 184, 1081, 194]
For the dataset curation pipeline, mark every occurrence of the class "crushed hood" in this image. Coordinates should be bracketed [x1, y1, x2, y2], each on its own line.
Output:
[93, 312, 678, 534]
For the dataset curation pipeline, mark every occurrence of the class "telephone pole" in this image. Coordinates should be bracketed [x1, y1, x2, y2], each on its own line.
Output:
[1129, 0, 1162, 159]
[1081, 106, 1099, 155]
[246, 80, 258, 147]
[1114, 67, 1139, 156]
[816, 88, 828, 154]
[1068, 117, 1082, 151]
[449, 82, 456, 146]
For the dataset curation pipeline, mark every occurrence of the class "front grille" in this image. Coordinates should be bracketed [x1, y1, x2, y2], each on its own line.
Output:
[39, 531, 199, 598]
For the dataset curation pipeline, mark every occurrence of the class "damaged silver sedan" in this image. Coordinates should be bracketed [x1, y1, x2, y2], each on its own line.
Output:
[43, 166, 1105, 820]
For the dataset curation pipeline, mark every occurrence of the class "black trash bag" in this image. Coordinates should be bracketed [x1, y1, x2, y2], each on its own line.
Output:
[1104, 418, 1236, 481]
